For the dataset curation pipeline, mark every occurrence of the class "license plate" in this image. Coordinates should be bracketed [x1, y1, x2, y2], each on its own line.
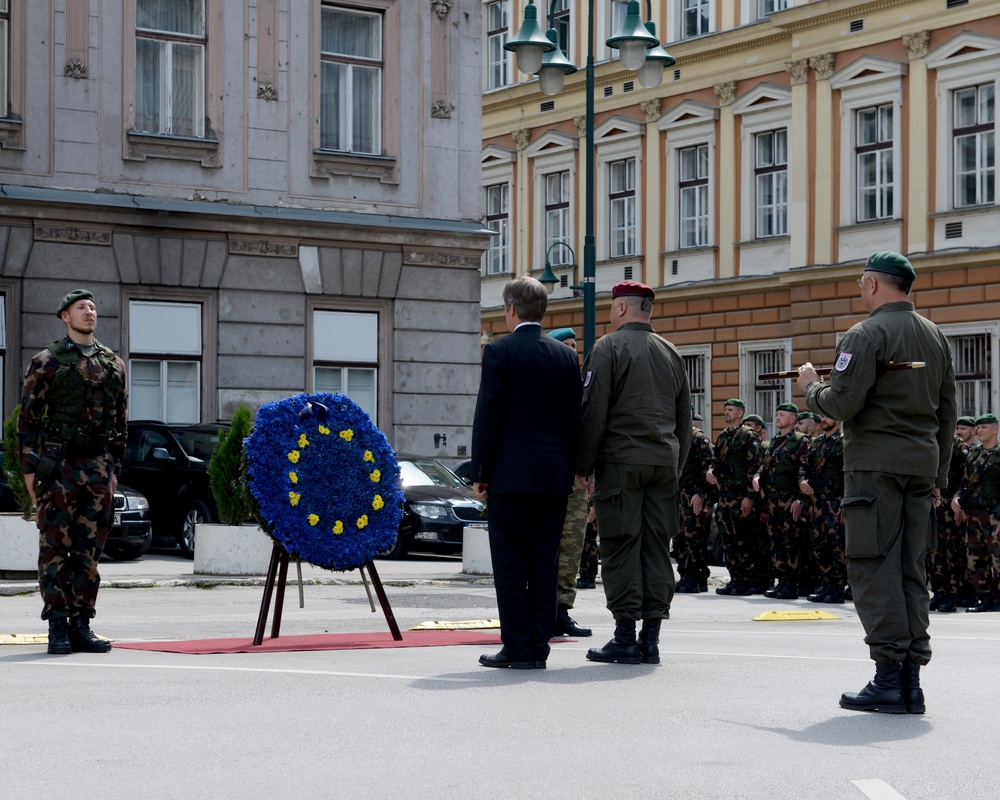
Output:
[114, 513, 121, 526]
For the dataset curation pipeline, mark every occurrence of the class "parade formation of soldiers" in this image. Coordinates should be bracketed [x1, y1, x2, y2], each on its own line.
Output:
[672, 401, 1000, 613]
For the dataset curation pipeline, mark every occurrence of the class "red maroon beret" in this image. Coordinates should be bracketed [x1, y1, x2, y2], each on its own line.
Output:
[611, 280, 655, 300]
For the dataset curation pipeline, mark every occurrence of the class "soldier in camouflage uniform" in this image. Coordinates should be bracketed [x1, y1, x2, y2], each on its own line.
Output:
[577, 503, 599, 589]
[706, 399, 760, 596]
[18, 289, 128, 655]
[796, 415, 846, 603]
[675, 418, 716, 593]
[753, 403, 812, 599]
[547, 328, 592, 636]
[951, 414, 1000, 613]
[928, 417, 974, 612]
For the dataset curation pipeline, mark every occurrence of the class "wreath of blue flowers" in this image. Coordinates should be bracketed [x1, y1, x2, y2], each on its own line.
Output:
[244, 392, 403, 571]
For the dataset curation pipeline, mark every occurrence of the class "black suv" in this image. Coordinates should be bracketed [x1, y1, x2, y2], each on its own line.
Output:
[104, 485, 153, 561]
[120, 420, 221, 558]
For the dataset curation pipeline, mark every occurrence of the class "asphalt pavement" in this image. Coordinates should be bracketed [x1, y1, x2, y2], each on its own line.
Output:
[2, 552, 998, 800]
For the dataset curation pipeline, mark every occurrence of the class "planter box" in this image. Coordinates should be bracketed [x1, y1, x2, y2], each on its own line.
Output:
[461, 525, 492, 575]
[194, 523, 274, 576]
[0, 512, 38, 575]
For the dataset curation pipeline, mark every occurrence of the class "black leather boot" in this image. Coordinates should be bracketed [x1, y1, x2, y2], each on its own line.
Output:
[674, 576, 698, 593]
[839, 663, 907, 713]
[68, 616, 112, 653]
[586, 619, 641, 664]
[554, 605, 592, 637]
[821, 586, 846, 604]
[772, 580, 799, 600]
[47, 618, 72, 655]
[807, 583, 830, 603]
[637, 619, 662, 664]
[937, 595, 957, 613]
[902, 659, 925, 714]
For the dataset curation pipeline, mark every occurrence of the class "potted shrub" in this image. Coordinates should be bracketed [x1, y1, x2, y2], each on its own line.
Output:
[196, 405, 272, 574]
[0, 405, 41, 574]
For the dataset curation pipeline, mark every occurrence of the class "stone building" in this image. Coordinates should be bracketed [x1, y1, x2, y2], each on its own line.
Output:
[0, 0, 488, 463]
[480, 0, 1000, 435]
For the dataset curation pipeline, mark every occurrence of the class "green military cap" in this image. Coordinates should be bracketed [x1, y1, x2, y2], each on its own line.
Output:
[724, 398, 745, 408]
[744, 414, 764, 425]
[957, 416, 977, 427]
[56, 289, 94, 317]
[549, 327, 577, 342]
[975, 414, 998, 425]
[801, 411, 820, 422]
[776, 402, 799, 414]
[864, 251, 916, 281]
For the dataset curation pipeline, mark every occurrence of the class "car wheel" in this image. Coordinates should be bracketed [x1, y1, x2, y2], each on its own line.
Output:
[377, 534, 408, 560]
[177, 500, 214, 559]
[103, 536, 152, 561]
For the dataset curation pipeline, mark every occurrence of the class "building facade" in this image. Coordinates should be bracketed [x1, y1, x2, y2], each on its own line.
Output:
[0, 0, 488, 463]
[481, 0, 999, 436]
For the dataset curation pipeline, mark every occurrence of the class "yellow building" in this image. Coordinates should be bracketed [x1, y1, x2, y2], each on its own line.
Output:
[481, 0, 1000, 434]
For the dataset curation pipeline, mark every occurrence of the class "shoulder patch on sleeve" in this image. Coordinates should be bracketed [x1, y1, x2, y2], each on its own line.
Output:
[834, 353, 853, 372]
[583, 370, 593, 388]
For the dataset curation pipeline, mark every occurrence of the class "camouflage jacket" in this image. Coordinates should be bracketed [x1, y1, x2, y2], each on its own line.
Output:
[755, 430, 811, 496]
[798, 430, 844, 497]
[681, 426, 715, 498]
[710, 424, 760, 499]
[945, 436, 972, 499]
[955, 443, 1000, 512]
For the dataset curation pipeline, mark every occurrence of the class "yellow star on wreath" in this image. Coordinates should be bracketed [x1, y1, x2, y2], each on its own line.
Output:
[357, 515, 369, 529]
[372, 495, 384, 510]
[298, 434, 309, 448]
[370, 469, 381, 483]
[289, 472, 298, 484]
[318, 425, 330, 435]
[308, 514, 320, 527]
[333, 521, 344, 534]
[340, 429, 354, 442]
[364, 450, 374, 462]
[288, 451, 300, 463]
[289, 492, 301, 506]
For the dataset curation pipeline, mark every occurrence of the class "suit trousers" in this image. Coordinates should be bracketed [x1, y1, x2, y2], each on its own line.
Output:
[843, 470, 934, 666]
[594, 462, 678, 621]
[487, 493, 568, 662]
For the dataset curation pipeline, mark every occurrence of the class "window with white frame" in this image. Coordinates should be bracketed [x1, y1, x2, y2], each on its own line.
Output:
[678, 345, 712, 430]
[679, 144, 709, 248]
[485, 182, 510, 275]
[755, 129, 788, 237]
[857, 104, 894, 221]
[953, 83, 995, 208]
[129, 301, 202, 424]
[0, 0, 8, 117]
[599, 0, 629, 61]
[940, 322, 1000, 419]
[609, 157, 636, 258]
[757, 0, 787, 17]
[134, 0, 206, 137]
[320, 4, 383, 155]
[739, 339, 791, 424]
[552, 0, 570, 61]
[486, 1, 510, 91]
[682, 0, 711, 39]
[545, 171, 572, 266]
[313, 310, 379, 421]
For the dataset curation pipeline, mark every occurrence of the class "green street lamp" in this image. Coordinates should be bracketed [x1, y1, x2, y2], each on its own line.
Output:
[505, 0, 674, 356]
[539, 242, 576, 295]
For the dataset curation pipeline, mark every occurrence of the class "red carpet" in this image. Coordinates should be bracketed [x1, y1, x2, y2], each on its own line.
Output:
[115, 630, 504, 655]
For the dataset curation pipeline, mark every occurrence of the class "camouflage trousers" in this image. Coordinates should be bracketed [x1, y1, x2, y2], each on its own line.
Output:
[964, 508, 1000, 602]
[716, 491, 754, 582]
[928, 501, 969, 597]
[36, 456, 114, 621]
[579, 516, 599, 582]
[557, 484, 589, 608]
[676, 489, 711, 579]
[761, 492, 802, 581]
[806, 493, 845, 588]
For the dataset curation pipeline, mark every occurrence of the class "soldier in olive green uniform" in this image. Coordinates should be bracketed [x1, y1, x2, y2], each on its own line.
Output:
[18, 290, 128, 655]
[799, 252, 956, 715]
[929, 416, 974, 612]
[675, 419, 716, 593]
[951, 414, 1000, 613]
[752, 403, 812, 599]
[796, 416, 846, 603]
[706, 400, 761, 596]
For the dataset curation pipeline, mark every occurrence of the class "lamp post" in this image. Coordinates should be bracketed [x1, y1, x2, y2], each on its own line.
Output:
[505, 1, 674, 356]
[539, 241, 578, 295]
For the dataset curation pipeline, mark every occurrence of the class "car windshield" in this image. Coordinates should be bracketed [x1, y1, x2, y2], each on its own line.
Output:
[399, 459, 464, 489]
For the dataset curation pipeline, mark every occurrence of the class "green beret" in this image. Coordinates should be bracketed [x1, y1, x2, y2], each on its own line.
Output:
[776, 402, 799, 414]
[56, 289, 94, 317]
[744, 414, 764, 425]
[957, 416, 977, 427]
[548, 327, 577, 342]
[801, 411, 820, 422]
[724, 398, 745, 409]
[976, 414, 998, 425]
[864, 251, 915, 282]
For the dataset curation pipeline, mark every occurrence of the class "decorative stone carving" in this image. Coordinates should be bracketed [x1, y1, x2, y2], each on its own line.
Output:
[785, 59, 810, 85]
[714, 81, 737, 106]
[34, 226, 111, 245]
[405, 251, 480, 268]
[573, 116, 587, 137]
[430, 0, 452, 18]
[64, 58, 88, 79]
[431, 100, 455, 119]
[257, 80, 278, 101]
[640, 99, 661, 122]
[902, 31, 931, 60]
[513, 128, 531, 150]
[809, 53, 836, 81]
[228, 238, 299, 257]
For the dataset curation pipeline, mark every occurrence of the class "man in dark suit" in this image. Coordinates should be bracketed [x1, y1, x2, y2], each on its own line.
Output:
[471, 276, 583, 669]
